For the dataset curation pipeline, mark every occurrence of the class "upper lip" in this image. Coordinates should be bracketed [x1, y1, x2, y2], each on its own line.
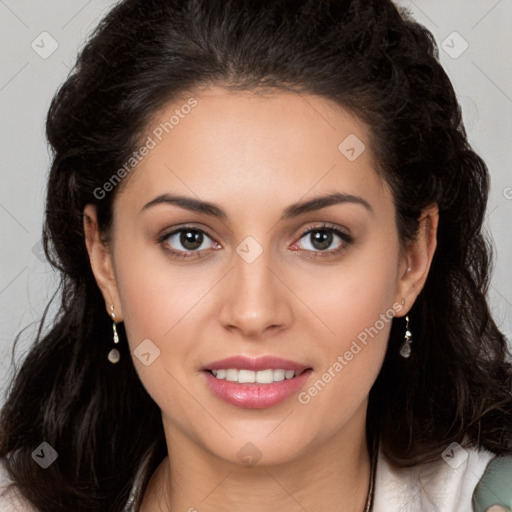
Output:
[203, 355, 311, 373]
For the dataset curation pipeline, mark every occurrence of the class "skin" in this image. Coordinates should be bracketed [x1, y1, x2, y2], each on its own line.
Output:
[84, 86, 438, 511]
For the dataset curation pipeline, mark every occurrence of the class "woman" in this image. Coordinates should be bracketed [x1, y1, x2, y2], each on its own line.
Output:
[0, 0, 511, 510]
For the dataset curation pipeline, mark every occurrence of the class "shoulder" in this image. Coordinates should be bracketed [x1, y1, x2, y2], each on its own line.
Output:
[373, 443, 496, 512]
[0, 459, 38, 512]
[0, 457, 142, 512]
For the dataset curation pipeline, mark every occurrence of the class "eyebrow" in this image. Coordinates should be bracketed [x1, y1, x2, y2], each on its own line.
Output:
[141, 192, 373, 219]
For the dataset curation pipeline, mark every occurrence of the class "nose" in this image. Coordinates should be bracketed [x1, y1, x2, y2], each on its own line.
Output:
[218, 246, 293, 339]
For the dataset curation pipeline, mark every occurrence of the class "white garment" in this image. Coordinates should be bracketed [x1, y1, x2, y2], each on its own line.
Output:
[0, 447, 495, 511]
[0, 464, 37, 512]
[372, 445, 495, 512]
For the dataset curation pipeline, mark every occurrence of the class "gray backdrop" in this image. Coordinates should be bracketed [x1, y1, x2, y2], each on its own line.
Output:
[1, 1, 511, 403]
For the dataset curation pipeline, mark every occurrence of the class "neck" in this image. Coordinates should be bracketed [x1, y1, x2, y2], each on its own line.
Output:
[140, 411, 372, 512]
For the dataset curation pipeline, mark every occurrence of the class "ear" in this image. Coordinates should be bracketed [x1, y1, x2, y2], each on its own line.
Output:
[394, 204, 439, 317]
[83, 204, 123, 320]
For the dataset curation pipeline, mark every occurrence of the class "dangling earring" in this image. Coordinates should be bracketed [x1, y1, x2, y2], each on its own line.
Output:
[108, 304, 120, 364]
[399, 315, 413, 358]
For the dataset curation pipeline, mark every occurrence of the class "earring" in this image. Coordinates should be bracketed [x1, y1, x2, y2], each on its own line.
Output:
[399, 315, 413, 358]
[108, 304, 120, 364]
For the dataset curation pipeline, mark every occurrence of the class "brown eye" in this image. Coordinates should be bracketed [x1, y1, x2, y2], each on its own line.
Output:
[295, 226, 352, 253]
[161, 227, 218, 255]
[309, 230, 334, 251]
[301, 228, 352, 251]
[179, 230, 204, 250]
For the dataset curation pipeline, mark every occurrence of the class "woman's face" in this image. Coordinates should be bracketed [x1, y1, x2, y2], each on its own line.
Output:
[86, 86, 432, 466]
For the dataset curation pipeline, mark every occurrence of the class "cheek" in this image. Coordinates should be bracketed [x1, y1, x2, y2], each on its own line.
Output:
[295, 239, 400, 349]
[112, 248, 207, 421]
[292, 242, 399, 406]
[113, 234, 210, 345]
[112, 242, 220, 406]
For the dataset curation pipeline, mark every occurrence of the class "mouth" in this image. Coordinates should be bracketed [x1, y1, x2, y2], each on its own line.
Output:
[201, 355, 313, 408]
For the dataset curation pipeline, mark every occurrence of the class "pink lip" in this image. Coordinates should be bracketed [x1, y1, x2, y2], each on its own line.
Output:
[201, 355, 313, 409]
[202, 355, 310, 373]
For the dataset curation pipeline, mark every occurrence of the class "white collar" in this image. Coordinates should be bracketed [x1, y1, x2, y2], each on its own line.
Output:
[372, 444, 495, 512]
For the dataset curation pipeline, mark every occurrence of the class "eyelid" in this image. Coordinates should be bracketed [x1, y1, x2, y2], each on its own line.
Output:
[158, 224, 217, 243]
[291, 222, 354, 255]
[157, 222, 353, 259]
[296, 222, 353, 242]
[157, 224, 221, 259]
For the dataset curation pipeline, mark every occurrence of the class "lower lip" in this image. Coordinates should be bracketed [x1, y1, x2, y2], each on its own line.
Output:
[202, 369, 312, 409]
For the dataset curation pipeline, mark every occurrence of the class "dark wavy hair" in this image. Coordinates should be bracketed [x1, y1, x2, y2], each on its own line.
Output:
[1, 0, 511, 510]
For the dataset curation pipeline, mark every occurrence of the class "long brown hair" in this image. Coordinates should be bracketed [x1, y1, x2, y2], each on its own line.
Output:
[1, 0, 511, 510]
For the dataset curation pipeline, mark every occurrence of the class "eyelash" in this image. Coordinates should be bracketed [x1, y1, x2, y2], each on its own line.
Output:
[158, 225, 219, 260]
[158, 223, 354, 260]
[294, 223, 354, 258]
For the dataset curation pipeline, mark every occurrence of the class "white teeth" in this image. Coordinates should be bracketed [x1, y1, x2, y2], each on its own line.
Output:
[238, 369, 255, 383]
[210, 368, 298, 383]
[285, 369, 295, 379]
[255, 369, 274, 384]
[226, 369, 239, 382]
[273, 369, 285, 382]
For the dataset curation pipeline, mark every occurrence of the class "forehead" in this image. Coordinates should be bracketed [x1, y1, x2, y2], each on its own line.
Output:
[115, 86, 392, 218]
